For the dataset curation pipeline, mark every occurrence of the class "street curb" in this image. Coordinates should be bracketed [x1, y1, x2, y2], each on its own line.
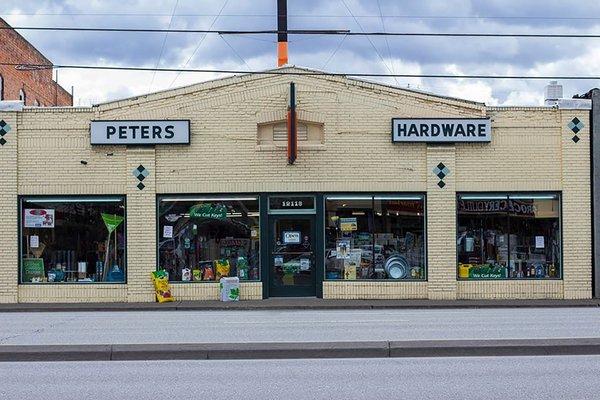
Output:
[0, 299, 598, 313]
[2, 339, 600, 362]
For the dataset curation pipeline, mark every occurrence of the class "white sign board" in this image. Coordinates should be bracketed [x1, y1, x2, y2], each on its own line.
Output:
[30, 235, 40, 248]
[163, 225, 173, 239]
[24, 209, 55, 228]
[90, 120, 190, 145]
[392, 118, 491, 143]
[283, 231, 301, 244]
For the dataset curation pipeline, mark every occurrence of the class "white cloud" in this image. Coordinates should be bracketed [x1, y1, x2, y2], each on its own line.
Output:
[4, 0, 600, 106]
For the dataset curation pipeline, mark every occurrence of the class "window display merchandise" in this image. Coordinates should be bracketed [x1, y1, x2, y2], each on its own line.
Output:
[20, 197, 126, 283]
[158, 197, 260, 282]
[457, 194, 561, 280]
[324, 195, 426, 280]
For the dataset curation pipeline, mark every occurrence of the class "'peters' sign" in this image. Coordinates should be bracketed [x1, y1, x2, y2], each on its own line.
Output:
[90, 120, 190, 145]
[392, 118, 491, 143]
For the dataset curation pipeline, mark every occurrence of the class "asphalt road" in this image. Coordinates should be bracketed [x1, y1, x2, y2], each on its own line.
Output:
[1, 307, 600, 345]
[1, 355, 598, 400]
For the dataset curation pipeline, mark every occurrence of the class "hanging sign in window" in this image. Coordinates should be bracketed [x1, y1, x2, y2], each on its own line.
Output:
[392, 118, 491, 143]
[90, 120, 190, 145]
[283, 231, 301, 244]
[340, 217, 358, 232]
[24, 209, 55, 228]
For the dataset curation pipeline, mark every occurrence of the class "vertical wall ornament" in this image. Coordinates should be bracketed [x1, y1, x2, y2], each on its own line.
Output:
[433, 162, 450, 188]
[132, 165, 149, 190]
[0, 120, 11, 146]
[568, 117, 584, 143]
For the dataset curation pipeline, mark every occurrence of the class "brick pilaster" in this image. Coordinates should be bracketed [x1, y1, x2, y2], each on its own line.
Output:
[126, 147, 157, 302]
[561, 111, 592, 299]
[426, 145, 457, 300]
[0, 112, 18, 302]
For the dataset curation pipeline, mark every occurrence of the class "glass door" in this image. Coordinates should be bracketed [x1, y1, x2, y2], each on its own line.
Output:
[269, 215, 316, 297]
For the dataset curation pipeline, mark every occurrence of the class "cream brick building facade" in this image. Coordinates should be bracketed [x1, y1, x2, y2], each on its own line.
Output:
[0, 67, 592, 303]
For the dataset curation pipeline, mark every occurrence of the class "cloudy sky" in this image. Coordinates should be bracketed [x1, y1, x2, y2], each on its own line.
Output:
[3, 0, 600, 106]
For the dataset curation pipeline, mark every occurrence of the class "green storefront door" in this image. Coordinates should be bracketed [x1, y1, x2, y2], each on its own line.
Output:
[269, 215, 316, 297]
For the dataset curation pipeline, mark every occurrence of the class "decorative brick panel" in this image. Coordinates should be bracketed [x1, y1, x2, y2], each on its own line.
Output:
[0, 112, 18, 303]
[171, 282, 262, 301]
[323, 281, 427, 299]
[426, 145, 457, 300]
[561, 111, 592, 299]
[126, 147, 156, 302]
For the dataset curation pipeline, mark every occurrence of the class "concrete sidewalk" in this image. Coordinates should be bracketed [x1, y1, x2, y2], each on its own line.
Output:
[2, 338, 600, 362]
[0, 298, 599, 312]
[3, 308, 600, 345]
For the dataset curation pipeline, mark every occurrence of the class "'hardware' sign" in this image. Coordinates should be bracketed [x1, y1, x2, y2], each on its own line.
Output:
[90, 120, 190, 145]
[392, 118, 491, 143]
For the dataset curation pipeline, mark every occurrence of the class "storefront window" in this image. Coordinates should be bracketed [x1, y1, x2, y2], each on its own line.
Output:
[158, 196, 260, 282]
[457, 194, 561, 280]
[325, 195, 426, 280]
[20, 197, 126, 284]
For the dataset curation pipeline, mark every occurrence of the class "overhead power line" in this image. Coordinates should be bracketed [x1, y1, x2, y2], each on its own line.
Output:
[5, 13, 600, 21]
[341, 0, 399, 85]
[148, 0, 179, 91]
[4, 26, 600, 38]
[168, 0, 229, 88]
[5, 62, 600, 80]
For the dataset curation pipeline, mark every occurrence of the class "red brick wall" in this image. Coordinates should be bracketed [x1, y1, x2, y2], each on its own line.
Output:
[0, 18, 72, 106]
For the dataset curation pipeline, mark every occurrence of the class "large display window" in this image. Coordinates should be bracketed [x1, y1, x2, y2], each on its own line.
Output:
[457, 193, 561, 280]
[157, 196, 260, 282]
[324, 195, 426, 280]
[20, 197, 126, 284]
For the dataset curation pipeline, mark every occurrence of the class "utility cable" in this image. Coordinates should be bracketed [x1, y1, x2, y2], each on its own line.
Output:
[6, 62, 600, 80]
[377, 0, 396, 82]
[321, 34, 348, 69]
[168, 0, 227, 88]
[7, 12, 600, 21]
[341, 0, 399, 85]
[219, 34, 252, 70]
[148, 0, 179, 91]
[5, 26, 600, 38]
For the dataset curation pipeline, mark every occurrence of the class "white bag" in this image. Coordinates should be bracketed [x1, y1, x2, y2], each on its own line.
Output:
[219, 277, 240, 302]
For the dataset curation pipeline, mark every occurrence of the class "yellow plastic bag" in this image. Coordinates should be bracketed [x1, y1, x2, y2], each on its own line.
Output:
[215, 259, 230, 281]
[151, 270, 175, 303]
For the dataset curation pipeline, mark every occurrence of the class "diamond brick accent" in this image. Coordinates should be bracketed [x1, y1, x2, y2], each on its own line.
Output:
[132, 165, 149, 189]
[0, 120, 11, 136]
[0, 138, 6, 146]
[432, 162, 450, 186]
[132, 165, 149, 180]
[572, 135, 580, 143]
[568, 117, 584, 134]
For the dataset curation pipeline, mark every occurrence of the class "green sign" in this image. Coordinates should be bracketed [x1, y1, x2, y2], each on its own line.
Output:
[468, 266, 507, 279]
[23, 258, 45, 282]
[189, 203, 227, 220]
[101, 214, 124, 233]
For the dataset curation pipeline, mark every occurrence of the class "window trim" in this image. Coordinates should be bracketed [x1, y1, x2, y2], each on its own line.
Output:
[0, 74, 4, 101]
[156, 193, 262, 283]
[18, 195, 128, 285]
[323, 192, 428, 282]
[455, 191, 563, 281]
